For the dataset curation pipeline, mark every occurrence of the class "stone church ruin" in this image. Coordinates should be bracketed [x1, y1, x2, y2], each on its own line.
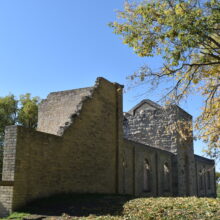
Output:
[0, 77, 216, 216]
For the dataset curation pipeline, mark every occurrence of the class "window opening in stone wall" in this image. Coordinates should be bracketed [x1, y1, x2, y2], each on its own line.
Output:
[143, 159, 151, 192]
[122, 157, 127, 194]
[163, 162, 170, 192]
[199, 169, 204, 190]
[207, 170, 211, 190]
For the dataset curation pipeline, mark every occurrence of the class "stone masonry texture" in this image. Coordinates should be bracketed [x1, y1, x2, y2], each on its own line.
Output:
[0, 77, 216, 217]
[124, 101, 197, 196]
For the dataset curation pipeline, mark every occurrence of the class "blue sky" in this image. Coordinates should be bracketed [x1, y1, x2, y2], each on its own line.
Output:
[0, 0, 219, 171]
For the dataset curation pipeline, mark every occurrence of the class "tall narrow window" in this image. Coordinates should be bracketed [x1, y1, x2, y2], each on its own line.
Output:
[143, 159, 151, 192]
[199, 169, 204, 190]
[207, 170, 211, 190]
[163, 162, 170, 192]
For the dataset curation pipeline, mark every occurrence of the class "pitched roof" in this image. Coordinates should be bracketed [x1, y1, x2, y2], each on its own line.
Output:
[128, 99, 161, 115]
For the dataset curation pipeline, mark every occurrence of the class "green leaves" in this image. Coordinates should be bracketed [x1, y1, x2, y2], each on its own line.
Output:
[18, 93, 40, 129]
[0, 95, 17, 138]
[122, 197, 220, 220]
[111, 0, 220, 76]
[6, 197, 220, 219]
[0, 93, 40, 144]
[111, 0, 220, 158]
[0, 93, 40, 177]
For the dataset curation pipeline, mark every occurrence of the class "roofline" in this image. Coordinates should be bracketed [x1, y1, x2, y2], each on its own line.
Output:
[124, 138, 175, 156]
[49, 87, 93, 96]
[194, 154, 215, 164]
[128, 99, 161, 115]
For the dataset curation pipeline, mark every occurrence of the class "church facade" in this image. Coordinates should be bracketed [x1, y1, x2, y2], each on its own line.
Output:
[0, 77, 216, 217]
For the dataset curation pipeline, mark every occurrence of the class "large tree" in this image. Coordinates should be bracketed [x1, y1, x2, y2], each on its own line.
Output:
[0, 93, 40, 174]
[111, 0, 220, 158]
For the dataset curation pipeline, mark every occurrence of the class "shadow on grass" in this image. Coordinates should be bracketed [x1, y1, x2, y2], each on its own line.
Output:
[18, 194, 133, 217]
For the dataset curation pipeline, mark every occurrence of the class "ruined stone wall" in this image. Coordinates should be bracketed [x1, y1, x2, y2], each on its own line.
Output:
[11, 127, 62, 210]
[124, 106, 177, 153]
[0, 78, 123, 215]
[0, 78, 216, 217]
[0, 186, 13, 217]
[37, 87, 93, 135]
[0, 126, 17, 216]
[124, 104, 197, 196]
[122, 139, 177, 197]
[195, 155, 216, 197]
[122, 144, 134, 195]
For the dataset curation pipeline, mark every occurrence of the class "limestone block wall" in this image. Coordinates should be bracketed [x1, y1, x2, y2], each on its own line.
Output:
[122, 144, 134, 195]
[124, 104, 196, 196]
[11, 127, 62, 210]
[0, 186, 13, 217]
[2, 126, 17, 182]
[124, 105, 196, 196]
[38, 87, 93, 135]
[174, 106, 196, 196]
[0, 77, 216, 217]
[195, 155, 216, 197]
[0, 78, 124, 215]
[0, 126, 17, 216]
[124, 105, 181, 153]
[122, 139, 176, 197]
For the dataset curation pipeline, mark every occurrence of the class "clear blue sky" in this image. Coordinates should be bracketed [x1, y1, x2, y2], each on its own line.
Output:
[0, 0, 218, 171]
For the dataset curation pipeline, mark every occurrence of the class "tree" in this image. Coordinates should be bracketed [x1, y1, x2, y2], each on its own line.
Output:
[0, 95, 17, 146]
[0, 93, 40, 175]
[110, 0, 220, 158]
[18, 93, 39, 128]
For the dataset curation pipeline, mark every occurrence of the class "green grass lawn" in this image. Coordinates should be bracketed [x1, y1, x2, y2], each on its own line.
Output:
[2, 195, 220, 220]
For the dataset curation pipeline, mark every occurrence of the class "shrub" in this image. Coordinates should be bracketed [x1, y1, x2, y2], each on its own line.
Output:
[5, 197, 220, 220]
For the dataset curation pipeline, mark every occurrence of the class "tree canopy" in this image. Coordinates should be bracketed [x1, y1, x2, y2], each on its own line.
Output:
[18, 93, 39, 129]
[0, 95, 17, 145]
[0, 93, 40, 175]
[110, 0, 220, 159]
[0, 93, 40, 145]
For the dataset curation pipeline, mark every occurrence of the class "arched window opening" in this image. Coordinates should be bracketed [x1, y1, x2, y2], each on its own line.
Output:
[143, 159, 151, 192]
[163, 162, 170, 192]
